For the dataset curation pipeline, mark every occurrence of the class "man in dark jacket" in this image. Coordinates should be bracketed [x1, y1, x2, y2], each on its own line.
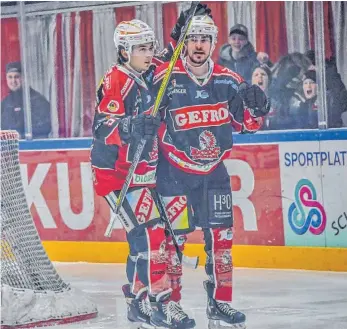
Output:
[218, 24, 270, 83]
[1, 62, 51, 139]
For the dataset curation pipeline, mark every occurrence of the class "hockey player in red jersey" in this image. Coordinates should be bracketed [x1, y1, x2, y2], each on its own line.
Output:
[153, 15, 270, 329]
[90, 19, 197, 329]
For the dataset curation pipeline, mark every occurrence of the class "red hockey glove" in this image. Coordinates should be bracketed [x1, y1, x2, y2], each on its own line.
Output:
[242, 108, 264, 133]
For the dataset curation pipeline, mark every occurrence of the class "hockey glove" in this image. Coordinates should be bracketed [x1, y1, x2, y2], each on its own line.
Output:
[171, 4, 213, 41]
[238, 83, 271, 117]
[119, 113, 161, 144]
[241, 108, 264, 133]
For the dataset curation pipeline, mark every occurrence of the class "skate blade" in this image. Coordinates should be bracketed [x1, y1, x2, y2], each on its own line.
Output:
[208, 319, 246, 329]
[130, 321, 156, 329]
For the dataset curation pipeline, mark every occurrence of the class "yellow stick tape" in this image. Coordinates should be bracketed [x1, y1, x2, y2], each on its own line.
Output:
[42, 241, 347, 272]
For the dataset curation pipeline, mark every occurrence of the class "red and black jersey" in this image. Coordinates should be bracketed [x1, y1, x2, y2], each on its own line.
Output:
[90, 44, 173, 196]
[90, 64, 158, 196]
[153, 59, 262, 175]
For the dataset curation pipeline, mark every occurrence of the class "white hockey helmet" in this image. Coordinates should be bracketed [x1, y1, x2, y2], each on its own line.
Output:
[113, 19, 156, 57]
[187, 15, 218, 46]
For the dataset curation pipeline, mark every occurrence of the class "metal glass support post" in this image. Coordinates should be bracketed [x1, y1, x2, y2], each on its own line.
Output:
[18, 2, 33, 140]
[313, 1, 328, 130]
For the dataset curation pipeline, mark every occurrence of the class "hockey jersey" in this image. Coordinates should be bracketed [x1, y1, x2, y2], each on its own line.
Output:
[91, 63, 160, 196]
[153, 59, 262, 175]
[90, 42, 175, 196]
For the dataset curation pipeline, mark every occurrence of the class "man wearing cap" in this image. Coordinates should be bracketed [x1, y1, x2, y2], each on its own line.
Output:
[218, 24, 270, 83]
[1, 62, 51, 139]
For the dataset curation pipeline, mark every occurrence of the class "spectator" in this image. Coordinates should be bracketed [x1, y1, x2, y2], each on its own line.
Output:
[1, 62, 51, 139]
[218, 24, 271, 83]
[304, 50, 347, 128]
[290, 70, 343, 129]
[267, 52, 312, 130]
[251, 64, 272, 94]
[251, 64, 275, 130]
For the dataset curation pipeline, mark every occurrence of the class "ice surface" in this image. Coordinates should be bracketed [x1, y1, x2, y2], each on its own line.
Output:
[53, 262, 347, 329]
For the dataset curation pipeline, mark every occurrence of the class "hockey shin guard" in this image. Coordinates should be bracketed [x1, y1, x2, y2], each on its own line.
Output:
[165, 234, 187, 302]
[203, 227, 233, 302]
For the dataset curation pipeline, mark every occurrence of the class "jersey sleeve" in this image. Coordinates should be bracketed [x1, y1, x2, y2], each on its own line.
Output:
[93, 69, 132, 146]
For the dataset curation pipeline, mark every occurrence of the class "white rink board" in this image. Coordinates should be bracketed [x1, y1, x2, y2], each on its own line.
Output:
[54, 263, 347, 329]
[279, 140, 347, 247]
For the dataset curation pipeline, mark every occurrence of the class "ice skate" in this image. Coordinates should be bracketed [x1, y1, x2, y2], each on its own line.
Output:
[150, 289, 196, 329]
[204, 281, 246, 329]
[123, 284, 155, 329]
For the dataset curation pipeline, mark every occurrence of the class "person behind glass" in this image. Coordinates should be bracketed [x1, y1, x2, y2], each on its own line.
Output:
[291, 70, 319, 129]
[291, 70, 343, 129]
[267, 52, 312, 130]
[305, 50, 346, 128]
[1, 62, 51, 138]
[218, 24, 270, 83]
[251, 64, 277, 130]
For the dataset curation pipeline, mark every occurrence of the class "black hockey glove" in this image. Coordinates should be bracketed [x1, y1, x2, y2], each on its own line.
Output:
[238, 83, 271, 117]
[170, 4, 213, 41]
[119, 113, 161, 143]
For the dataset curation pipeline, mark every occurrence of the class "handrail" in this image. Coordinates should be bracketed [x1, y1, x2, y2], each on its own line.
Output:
[0, 1, 172, 18]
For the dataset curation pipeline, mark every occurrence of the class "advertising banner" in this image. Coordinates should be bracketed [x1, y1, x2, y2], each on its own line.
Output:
[19, 144, 284, 246]
[279, 140, 347, 247]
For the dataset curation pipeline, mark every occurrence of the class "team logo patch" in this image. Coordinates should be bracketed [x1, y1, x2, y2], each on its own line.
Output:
[107, 100, 120, 113]
[195, 90, 209, 99]
[190, 131, 220, 160]
[218, 228, 233, 241]
[169, 103, 230, 131]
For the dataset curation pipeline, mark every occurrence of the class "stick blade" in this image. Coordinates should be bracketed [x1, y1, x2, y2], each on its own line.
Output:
[183, 255, 200, 269]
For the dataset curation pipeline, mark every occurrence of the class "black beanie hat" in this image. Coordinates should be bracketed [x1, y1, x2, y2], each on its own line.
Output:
[303, 70, 316, 83]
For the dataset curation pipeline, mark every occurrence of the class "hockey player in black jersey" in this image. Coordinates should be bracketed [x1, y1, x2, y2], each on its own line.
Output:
[154, 15, 270, 329]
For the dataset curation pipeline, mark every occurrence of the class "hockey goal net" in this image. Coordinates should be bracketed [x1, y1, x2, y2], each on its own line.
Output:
[0, 130, 98, 328]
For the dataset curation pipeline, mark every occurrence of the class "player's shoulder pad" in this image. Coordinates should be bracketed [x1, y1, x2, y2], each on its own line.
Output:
[153, 59, 185, 85]
[213, 64, 244, 86]
[103, 65, 135, 101]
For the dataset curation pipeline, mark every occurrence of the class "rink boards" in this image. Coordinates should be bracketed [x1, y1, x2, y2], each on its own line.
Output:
[18, 129, 347, 271]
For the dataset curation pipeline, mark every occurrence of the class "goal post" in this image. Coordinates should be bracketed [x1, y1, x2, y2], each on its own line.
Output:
[0, 130, 98, 328]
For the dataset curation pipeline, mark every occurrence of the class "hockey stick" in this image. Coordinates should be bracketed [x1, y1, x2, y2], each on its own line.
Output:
[151, 190, 199, 269]
[104, 1, 200, 238]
